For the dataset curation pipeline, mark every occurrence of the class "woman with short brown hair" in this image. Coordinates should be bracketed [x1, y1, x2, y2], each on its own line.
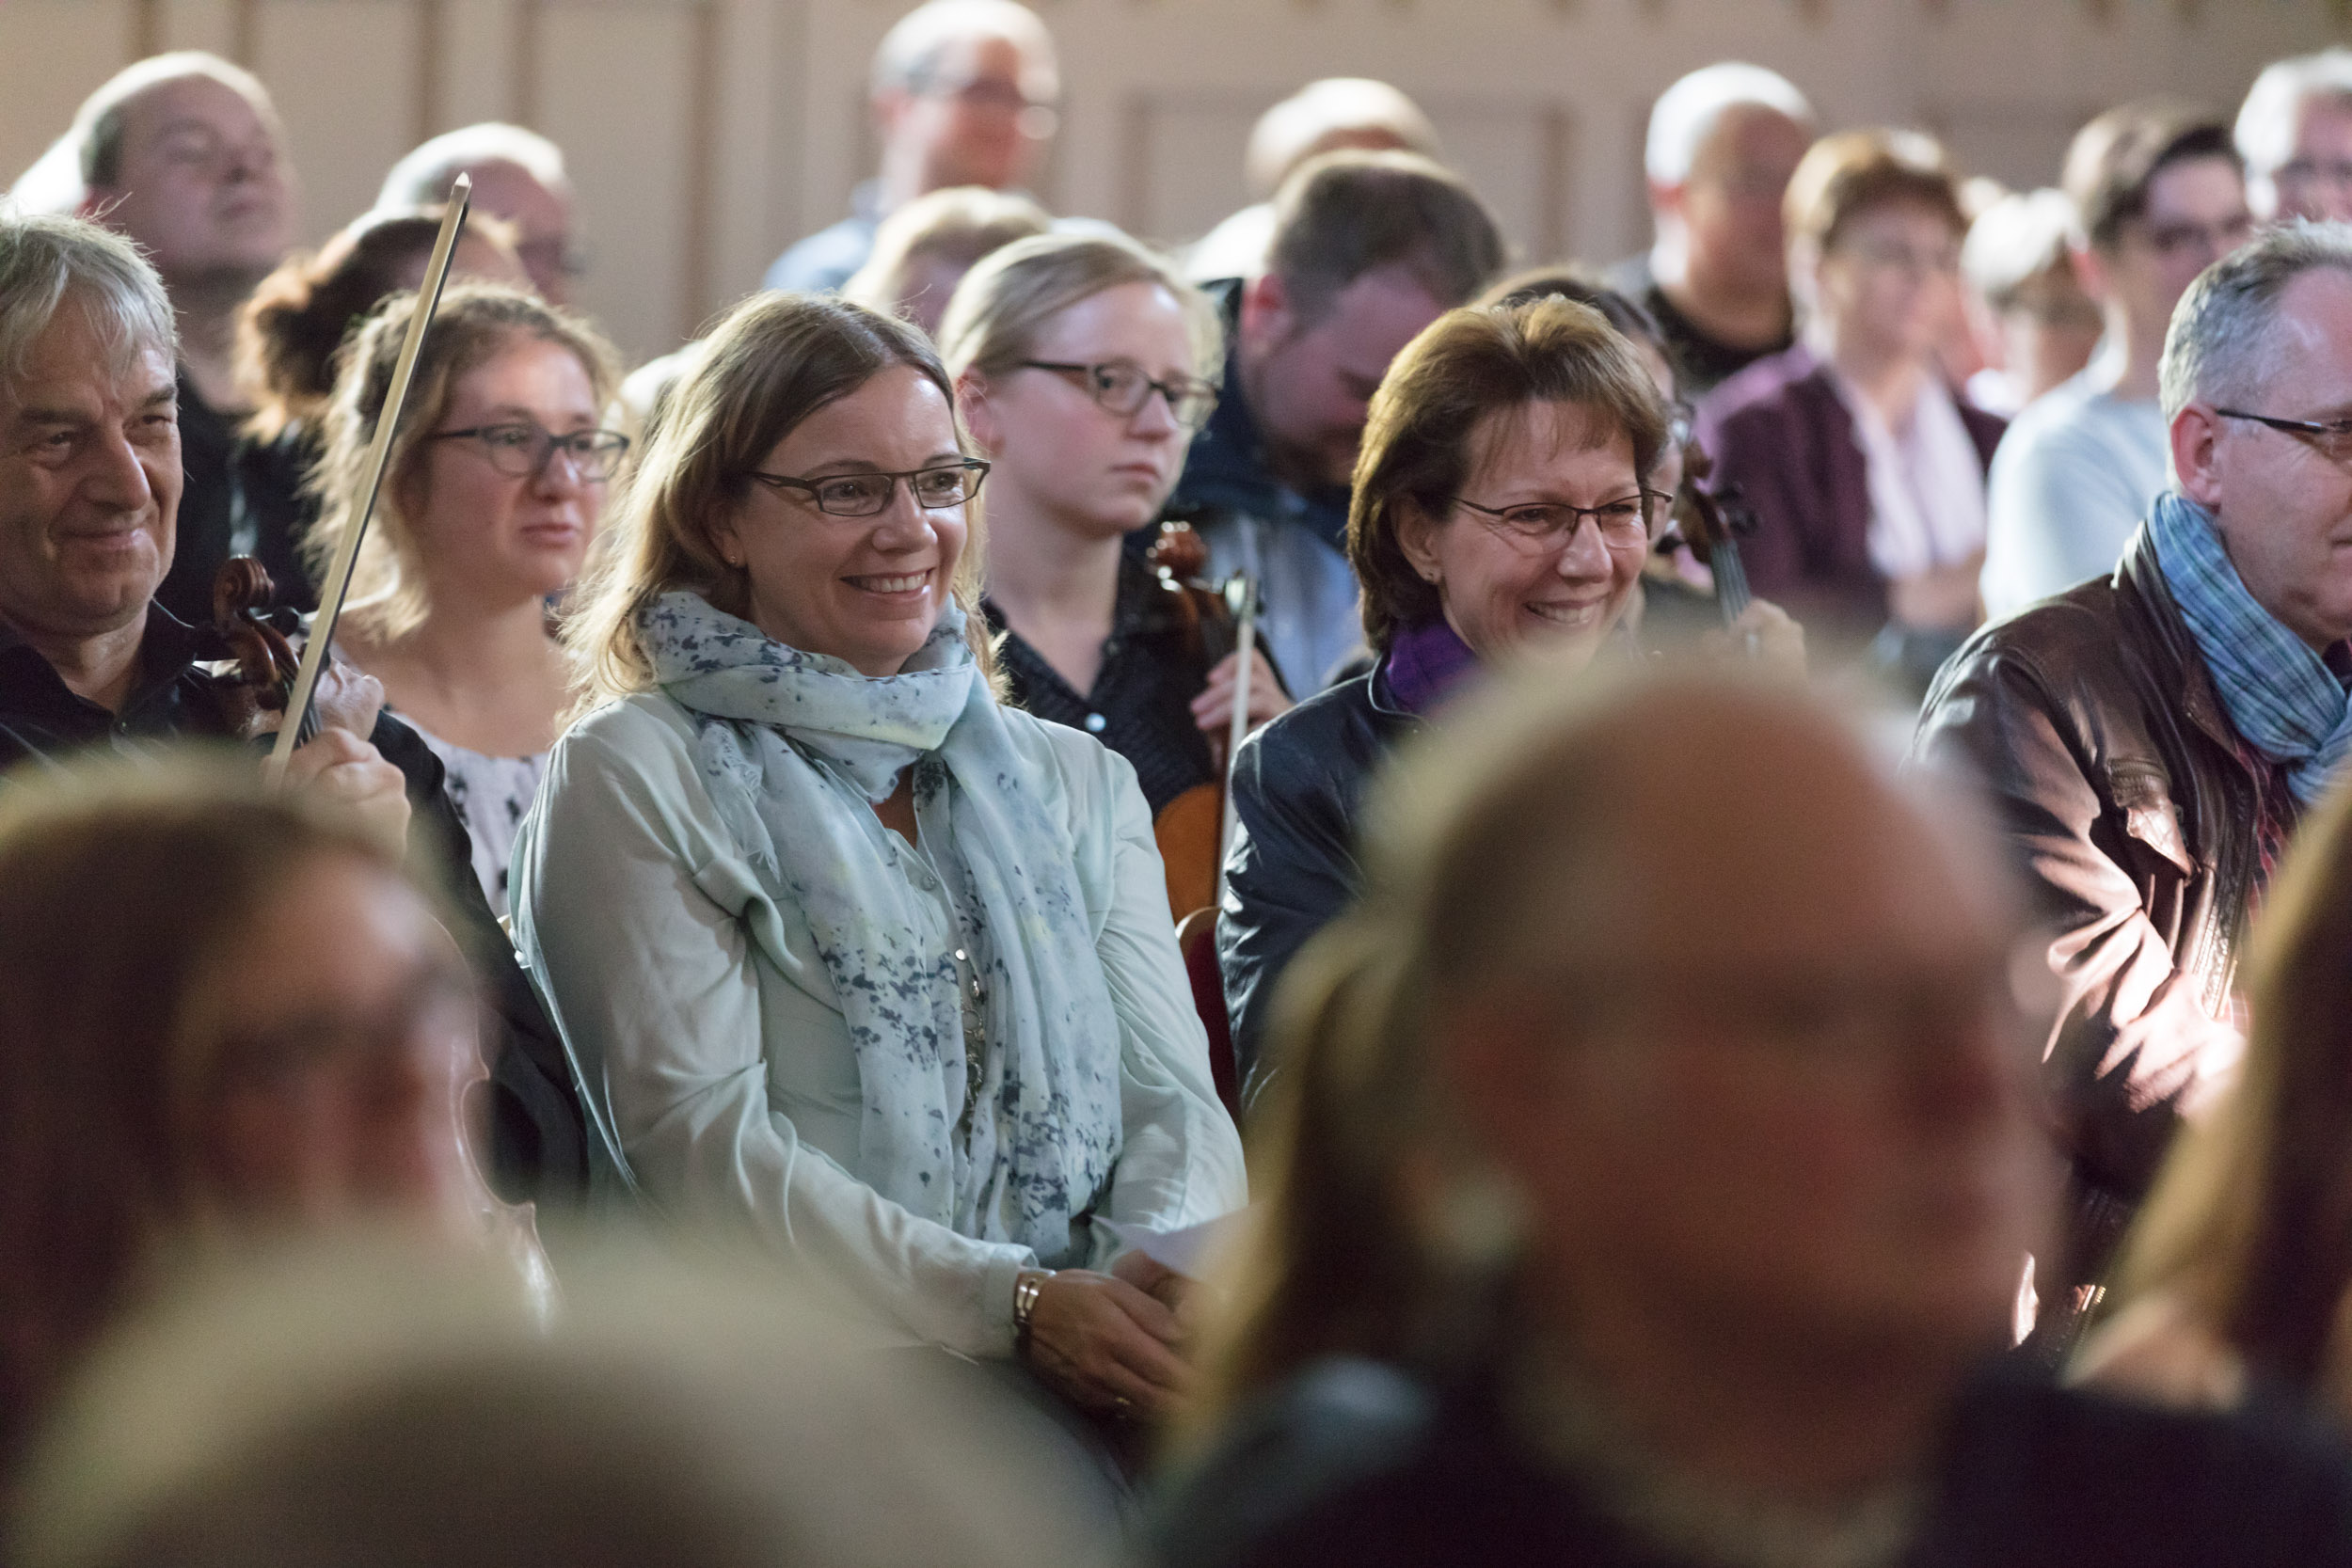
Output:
[1218, 295, 1792, 1109]
[1695, 129, 2005, 689]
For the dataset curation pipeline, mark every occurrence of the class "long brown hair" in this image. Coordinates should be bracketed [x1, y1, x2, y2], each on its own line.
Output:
[2106, 777, 2352, 1395]
[564, 292, 993, 721]
[0, 752, 407, 1475]
[1347, 297, 1668, 657]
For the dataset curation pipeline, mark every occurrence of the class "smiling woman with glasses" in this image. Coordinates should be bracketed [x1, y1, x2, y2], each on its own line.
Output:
[513, 291, 1245, 1462]
[305, 282, 622, 915]
[940, 230, 1292, 918]
[1218, 294, 1797, 1113]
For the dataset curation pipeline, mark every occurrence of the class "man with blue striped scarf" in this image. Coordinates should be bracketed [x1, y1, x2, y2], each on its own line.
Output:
[1915, 221, 2352, 1357]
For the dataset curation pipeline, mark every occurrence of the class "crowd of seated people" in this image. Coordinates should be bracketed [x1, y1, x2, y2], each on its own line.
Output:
[13, 8, 2352, 1561]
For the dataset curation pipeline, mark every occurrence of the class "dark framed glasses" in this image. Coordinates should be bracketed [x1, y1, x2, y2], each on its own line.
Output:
[432, 421, 630, 481]
[1019, 359, 1219, 431]
[1451, 490, 1668, 550]
[2214, 407, 2352, 466]
[744, 458, 991, 516]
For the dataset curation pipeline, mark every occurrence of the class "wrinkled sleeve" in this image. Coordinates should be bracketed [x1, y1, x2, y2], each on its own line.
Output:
[1068, 742, 1248, 1260]
[1911, 648, 2241, 1201]
[511, 714, 1034, 1356]
[1217, 721, 1360, 1115]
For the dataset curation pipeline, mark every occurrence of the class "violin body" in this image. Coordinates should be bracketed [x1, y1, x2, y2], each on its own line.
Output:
[1144, 520, 1240, 920]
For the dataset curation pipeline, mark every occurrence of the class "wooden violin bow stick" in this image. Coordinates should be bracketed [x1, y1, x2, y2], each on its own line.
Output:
[265, 177, 472, 781]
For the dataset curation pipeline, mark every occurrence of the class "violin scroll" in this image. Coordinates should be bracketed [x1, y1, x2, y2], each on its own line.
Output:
[210, 557, 301, 740]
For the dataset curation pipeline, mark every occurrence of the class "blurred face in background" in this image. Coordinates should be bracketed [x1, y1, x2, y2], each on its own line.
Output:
[1241, 261, 1447, 491]
[1668, 103, 1813, 300]
[1811, 199, 1966, 370]
[1396, 401, 1652, 669]
[408, 336, 608, 610]
[85, 73, 294, 293]
[458, 159, 578, 305]
[2259, 92, 2352, 223]
[2083, 155, 2253, 339]
[180, 849, 487, 1232]
[885, 34, 1057, 197]
[960, 279, 1204, 540]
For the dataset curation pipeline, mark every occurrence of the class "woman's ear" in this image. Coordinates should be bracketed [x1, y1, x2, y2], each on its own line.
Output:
[1393, 498, 1448, 589]
[957, 369, 1004, 456]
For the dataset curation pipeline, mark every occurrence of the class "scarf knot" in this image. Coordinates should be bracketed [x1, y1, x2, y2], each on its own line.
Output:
[2150, 492, 2352, 807]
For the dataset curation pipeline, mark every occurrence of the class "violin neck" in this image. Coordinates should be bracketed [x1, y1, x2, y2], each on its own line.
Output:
[1712, 538, 1754, 626]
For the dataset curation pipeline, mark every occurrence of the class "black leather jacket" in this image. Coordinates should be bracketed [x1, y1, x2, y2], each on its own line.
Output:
[1218, 660, 1420, 1113]
[1913, 527, 2284, 1323]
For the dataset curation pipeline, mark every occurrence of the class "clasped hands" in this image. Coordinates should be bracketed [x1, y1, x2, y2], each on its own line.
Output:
[1018, 1249, 1204, 1419]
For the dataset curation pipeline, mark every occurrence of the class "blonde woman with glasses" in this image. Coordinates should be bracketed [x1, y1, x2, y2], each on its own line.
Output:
[309, 283, 624, 915]
[939, 230, 1290, 911]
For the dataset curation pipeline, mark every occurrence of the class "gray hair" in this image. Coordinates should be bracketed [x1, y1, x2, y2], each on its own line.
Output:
[0, 210, 177, 395]
[2237, 49, 2352, 184]
[376, 123, 570, 210]
[1643, 61, 1814, 187]
[2160, 219, 2352, 422]
[868, 0, 1057, 103]
[68, 52, 276, 192]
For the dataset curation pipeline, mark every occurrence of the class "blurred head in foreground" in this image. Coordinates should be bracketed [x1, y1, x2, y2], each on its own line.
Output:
[1194, 664, 2055, 1428]
[0, 753, 501, 1472]
[10, 1240, 1101, 1568]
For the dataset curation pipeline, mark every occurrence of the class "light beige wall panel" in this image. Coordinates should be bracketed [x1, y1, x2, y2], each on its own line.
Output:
[160, 0, 237, 55]
[252, 0, 420, 245]
[0, 0, 135, 191]
[439, 0, 523, 127]
[532, 0, 704, 361]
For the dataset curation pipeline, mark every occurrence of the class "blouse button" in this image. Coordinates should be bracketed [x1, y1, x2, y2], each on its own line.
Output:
[1084, 712, 1106, 734]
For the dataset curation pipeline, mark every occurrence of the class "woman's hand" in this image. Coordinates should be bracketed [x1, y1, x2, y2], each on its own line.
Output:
[1703, 599, 1806, 675]
[1190, 649, 1291, 738]
[1020, 1268, 1191, 1418]
[283, 727, 410, 851]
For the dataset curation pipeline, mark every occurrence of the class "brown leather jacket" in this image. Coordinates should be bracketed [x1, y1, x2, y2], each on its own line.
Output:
[1913, 528, 2283, 1318]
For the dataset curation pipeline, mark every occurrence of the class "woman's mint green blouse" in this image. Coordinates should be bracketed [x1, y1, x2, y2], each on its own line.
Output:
[509, 691, 1246, 1357]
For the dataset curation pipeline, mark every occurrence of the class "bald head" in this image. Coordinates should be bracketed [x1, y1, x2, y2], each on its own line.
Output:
[1386, 667, 2054, 1369]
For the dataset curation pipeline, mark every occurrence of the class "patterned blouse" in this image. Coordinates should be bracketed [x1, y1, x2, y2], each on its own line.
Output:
[409, 722, 548, 919]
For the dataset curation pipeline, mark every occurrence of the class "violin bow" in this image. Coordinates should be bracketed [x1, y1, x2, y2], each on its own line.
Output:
[1215, 569, 1259, 908]
[265, 176, 472, 781]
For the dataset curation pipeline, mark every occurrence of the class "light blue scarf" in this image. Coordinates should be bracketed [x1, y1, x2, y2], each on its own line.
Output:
[2150, 490, 2352, 807]
[642, 590, 1120, 1264]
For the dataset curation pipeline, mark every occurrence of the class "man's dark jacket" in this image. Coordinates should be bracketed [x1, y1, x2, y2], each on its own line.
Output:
[1912, 526, 2277, 1322]
[1217, 661, 1418, 1112]
[0, 607, 587, 1205]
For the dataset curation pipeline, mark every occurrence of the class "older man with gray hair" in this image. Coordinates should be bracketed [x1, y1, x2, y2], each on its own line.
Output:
[2239, 49, 2352, 225]
[763, 0, 1059, 295]
[377, 123, 578, 305]
[0, 209, 585, 1208]
[1916, 219, 2352, 1358]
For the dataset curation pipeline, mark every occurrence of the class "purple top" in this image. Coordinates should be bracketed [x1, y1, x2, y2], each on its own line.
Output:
[1384, 615, 1482, 716]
